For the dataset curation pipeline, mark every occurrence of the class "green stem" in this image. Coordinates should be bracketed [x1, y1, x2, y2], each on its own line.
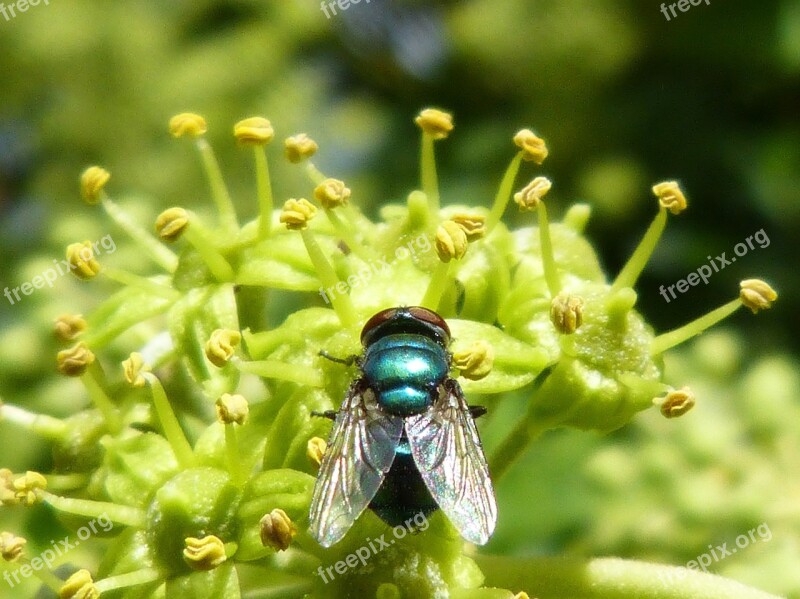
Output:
[183, 225, 235, 282]
[300, 229, 358, 330]
[143, 373, 195, 468]
[420, 260, 452, 311]
[225, 424, 244, 486]
[324, 207, 377, 262]
[420, 132, 440, 217]
[196, 138, 238, 233]
[235, 360, 323, 387]
[254, 146, 273, 240]
[305, 162, 326, 186]
[102, 267, 179, 299]
[26, 562, 63, 593]
[42, 492, 146, 527]
[475, 555, 783, 599]
[651, 298, 741, 355]
[101, 196, 178, 272]
[488, 416, 542, 481]
[0, 403, 68, 440]
[94, 568, 161, 593]
[487, 151, 524, 233]
[44, 473, 90, 491]
[81, 366, 121, 433]
[612, 208, 667, 292]
[538, 201, 560, 297]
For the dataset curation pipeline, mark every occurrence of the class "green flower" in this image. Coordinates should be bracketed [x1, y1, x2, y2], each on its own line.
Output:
[0, 109, 779, 599]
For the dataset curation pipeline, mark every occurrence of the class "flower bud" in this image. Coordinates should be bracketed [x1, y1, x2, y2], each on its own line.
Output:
[1, 469, 18, 506]
[280, 198, 317, 230]
[657, 386, 695, 419]
[155, 207, 189, 242]
[216, 393, 249, 425]
[415, 108, 454, 140]
[307, 437, 327, 466]
[513, 129, 548, 164]
[451, 213, 486, 241]
[205, 329, 241, 367]
[550, 294, 584, 334]
[66, 241, 101, 280]
[314, 178, 351, 209]
[122, 352, 150, 388]
[169, 112, 207, 138]
[453, 341, 495, 380]
[652, 180, 687, 215]
[259, 508, 297, 551]
[80, 166, 110, 205]
[54, 314, 87, 342]
[514, 176, 552, 211]
[739, 279, 777, 314]
[59, 569, 99, 599]
[0, 531, 25, 562]
[436, 220, 469, 262]
[183, 535, 227, 571]
[234, 117, 275, 146]
[57, 342, 96, 377]
[13, 471, 47, 506]
[284, 133, 318, 163]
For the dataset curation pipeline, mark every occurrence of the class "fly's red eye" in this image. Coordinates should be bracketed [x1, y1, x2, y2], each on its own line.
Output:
[360, 308, 399, 344]
[407, 306, 450, 339]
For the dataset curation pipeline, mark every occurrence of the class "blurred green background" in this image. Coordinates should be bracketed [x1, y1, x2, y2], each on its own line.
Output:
[1, 0, 798, 596]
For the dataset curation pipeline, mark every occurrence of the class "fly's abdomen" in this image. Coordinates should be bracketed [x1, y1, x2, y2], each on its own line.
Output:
[362, 334, 448, 415]
[369, 438, 438, 526]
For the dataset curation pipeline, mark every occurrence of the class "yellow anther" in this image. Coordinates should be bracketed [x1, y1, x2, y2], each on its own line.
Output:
[183, 535, 227, 571]
[550, 293, 584, 334]
[514, 176, 552, 211]
[307, 437, 327, 466]
[513, 129, 548, 164]
[739, 279, 777, 314]
[215, 393, 249, 425]
[205, 329, 241, 367]
[0, 531, 26, 562]
[80, 166, 110, 205]
[314, 178, 351, 209]
[59, 569, 99, 599]
[57, 342, 96, 377]
[652, 180, 687, 215]
[284, 133, 319, 163]
[451, 213, 486, 241]
[155, 207, 190, 242]
[452, 341, 495, 380]
[1, 469, 18, 506]
[513, 593, 531, 599]
[656, 386, 696, 419]
[280, 198, 317, 230]
[122, 352, 150, 388]
[169, 112, 207, 138]
[234, 117, 275, 146]
[66, 241, 101, 280]
[13, 471, 47, 506]
[435, 220, 469, 262]
[54, 314, 87, 342]
[415, 108, 454, 140]
[259, 508, 297, 551]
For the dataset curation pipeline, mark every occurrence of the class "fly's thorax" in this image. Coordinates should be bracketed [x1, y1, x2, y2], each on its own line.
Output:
[361, 334, 449, 416]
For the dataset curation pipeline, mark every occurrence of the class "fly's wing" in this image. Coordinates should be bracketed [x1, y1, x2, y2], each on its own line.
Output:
[405, 379, 497, 545]
[309, 381, 403, 547]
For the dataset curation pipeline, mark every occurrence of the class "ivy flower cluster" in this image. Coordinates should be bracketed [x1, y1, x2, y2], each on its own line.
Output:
[0, 108, 778, 599]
